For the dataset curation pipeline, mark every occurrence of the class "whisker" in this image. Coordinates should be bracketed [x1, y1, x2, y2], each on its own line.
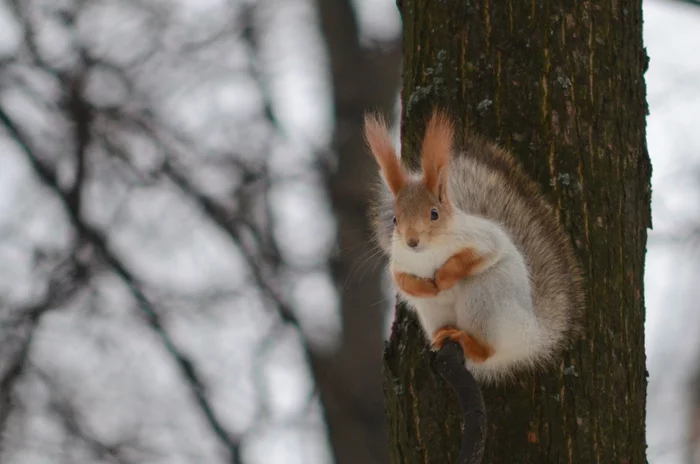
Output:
[369, 294, 395, 309]
[344, 245, 387, 288]
[355, 247, 387, 284]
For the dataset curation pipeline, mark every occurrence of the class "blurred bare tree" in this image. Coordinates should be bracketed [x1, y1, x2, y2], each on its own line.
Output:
[0, 0, 400, 463]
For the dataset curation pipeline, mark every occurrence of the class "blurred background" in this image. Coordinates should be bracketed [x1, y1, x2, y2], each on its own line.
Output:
[0, 0, 697, 463]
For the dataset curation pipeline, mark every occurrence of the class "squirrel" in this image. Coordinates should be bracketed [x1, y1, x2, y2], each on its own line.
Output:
[365, 108, 584, 383]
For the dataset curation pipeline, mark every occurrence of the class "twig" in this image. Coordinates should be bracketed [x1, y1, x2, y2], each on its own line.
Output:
[36, 369, 134, 464]
[0, 303, 44, 445]
[65, 60, 92, 216]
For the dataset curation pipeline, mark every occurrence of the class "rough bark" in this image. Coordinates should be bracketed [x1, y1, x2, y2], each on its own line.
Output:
[383, 1, 651, 463]
[313, 1, 401, 463]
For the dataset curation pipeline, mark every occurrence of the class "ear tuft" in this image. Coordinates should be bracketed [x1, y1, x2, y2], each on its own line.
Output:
[421, 108, 454, 197]
[363, 112, 406, 196]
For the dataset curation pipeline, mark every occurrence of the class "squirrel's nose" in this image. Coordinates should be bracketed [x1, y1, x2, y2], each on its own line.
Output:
[407, 239, 419, 248]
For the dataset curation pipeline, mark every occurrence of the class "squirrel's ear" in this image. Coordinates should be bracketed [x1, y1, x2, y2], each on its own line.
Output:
[363, 112, 406, 196]
[421, 108, 454, 198]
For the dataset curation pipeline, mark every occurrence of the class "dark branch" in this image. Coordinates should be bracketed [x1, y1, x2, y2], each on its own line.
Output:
[0, 302, 45, 443]
[434, 342, 486, 464]
[0, 253, 88, 436]
[43, 381, 131, 463]
[65, 62, 92, 215]
[99, 117, 302, 329]
[0, 260, 82, 451]
[36, 370, 136, 464]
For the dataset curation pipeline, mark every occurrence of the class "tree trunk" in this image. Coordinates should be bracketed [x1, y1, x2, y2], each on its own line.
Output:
[313, 1, 401, 463]
[383, 1, 651, 463]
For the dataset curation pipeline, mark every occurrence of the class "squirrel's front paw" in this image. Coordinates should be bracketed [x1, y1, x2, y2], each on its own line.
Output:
[435, 248, 486, 291]
[434, 266, 459, 291]
[393, 270, 439, 297]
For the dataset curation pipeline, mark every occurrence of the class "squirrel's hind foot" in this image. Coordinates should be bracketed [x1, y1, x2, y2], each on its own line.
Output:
[431, 326, 494, 363]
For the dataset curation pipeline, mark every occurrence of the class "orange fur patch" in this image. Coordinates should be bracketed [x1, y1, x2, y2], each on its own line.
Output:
[434, 247, 486, 291]
[392, 270, 439, 298]
[421, 109, 454, 196]
[363, 113, 406, 196]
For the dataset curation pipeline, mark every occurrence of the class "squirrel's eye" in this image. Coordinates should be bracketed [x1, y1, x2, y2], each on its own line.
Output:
[430, 208, 439, 221]
[392, 216, 397, 225]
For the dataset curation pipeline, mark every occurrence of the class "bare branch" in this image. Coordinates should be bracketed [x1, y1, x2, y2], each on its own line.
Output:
[35, 370, 138, 464]
[65, 57, 92, 215]
[97, 111, 303, 329]
[0, 302, 45, 444]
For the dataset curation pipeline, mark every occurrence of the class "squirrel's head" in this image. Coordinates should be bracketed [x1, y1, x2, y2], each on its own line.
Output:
[364, 108, 455, 252]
